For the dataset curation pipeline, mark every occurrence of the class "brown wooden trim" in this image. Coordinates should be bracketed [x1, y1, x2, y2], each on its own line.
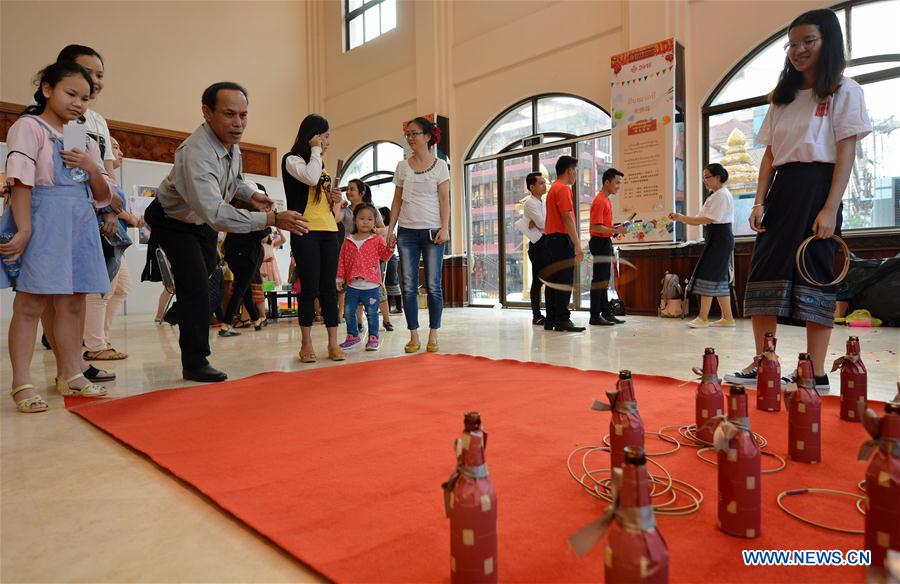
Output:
[0, 101, 276, 176]
[618, 233, 900, 317]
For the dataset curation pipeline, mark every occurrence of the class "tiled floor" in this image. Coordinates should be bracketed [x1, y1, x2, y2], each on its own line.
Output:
[2, 309, 898, 582]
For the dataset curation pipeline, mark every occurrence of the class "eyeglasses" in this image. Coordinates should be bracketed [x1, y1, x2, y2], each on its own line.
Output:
[404, 131, 424, 139]
[783, 37, 821, 54]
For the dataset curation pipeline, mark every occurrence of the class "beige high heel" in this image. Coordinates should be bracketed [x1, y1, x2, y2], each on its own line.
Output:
[56, 374, 107, 397]
[10, 384, 49, 413]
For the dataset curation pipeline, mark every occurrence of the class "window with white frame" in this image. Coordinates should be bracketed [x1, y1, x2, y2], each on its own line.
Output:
[703, 0, 900, 236]
[465, 94, 612, 307]
[345, 0, 397, 51]
[338, 141, 404, 209]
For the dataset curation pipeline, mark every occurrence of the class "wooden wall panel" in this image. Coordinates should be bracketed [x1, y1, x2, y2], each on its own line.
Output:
[0, 102, 276, 176]
[619, 234, 900, 317]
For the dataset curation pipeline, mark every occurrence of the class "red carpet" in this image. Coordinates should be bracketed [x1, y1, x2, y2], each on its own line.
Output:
[66, 354, 876, 583]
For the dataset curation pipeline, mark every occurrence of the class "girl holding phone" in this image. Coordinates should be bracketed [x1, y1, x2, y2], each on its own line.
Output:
[0, 61, 117, 412]
[386, 117, 450, 353]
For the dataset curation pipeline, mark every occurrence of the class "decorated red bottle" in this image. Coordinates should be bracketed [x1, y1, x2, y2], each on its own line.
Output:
[593, 370, 644, 468]
[832, 336, 867, 422]
[859, 400, 900, 572]
[605, 447, 669, 583]
[787, 353, 822, 464]
[695, 347, 725, 443]
[568, 447, 669, 583]
[716, 385, 761, 539]
[755, 332, 781, 412]
[442, 412, 498, 583]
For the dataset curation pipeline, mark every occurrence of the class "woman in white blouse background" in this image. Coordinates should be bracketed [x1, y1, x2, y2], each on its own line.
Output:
[386, 117, 450, 354]
[669, 163, 735, 328]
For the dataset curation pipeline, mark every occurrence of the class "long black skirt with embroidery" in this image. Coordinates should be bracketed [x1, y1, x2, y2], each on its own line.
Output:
[691, 222, 734, 297]
[744, 162, 840, 328]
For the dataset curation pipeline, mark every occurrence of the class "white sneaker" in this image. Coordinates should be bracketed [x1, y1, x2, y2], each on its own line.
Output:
[688, 318, 709, 328]
[711, 319, 736, 327]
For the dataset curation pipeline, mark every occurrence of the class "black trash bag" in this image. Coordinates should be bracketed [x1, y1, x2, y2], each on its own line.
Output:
[838, 253, 900, 325]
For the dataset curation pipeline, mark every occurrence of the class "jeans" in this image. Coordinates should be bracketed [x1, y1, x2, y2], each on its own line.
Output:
[145, 198, 218, 370]
[344, 286, 380, 338]
[589, 236, 613, 318]
[291, 231, 340, 327]
[544, 234, 574, 323]
[527, 237, 547, 318]
[397, 227, 445, 330]
[223, 252, 261, 324]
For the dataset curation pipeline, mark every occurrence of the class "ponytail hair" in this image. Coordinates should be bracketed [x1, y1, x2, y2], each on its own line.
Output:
[22, 61, 94, 117]
[408, 116, 442, 147]
[349, 178, 372, 204]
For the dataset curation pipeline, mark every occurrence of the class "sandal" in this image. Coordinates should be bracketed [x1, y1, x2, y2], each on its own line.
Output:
[56, 374, 107, 397]
[83, 348, 128, 361]
[426, 341, 439, 353]
[383, 321, 394, 331]
[328, 347, 346, 362]
[299, 350, 317, 363]
[10, 384, 48, 413]
[233, 319, 251, 329]
[404, 341, 421, 354]
[84, 364, 116, 382]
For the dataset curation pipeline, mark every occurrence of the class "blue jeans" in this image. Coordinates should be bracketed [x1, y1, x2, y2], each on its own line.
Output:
[344, 286, 380, 338]
[397, 227, 445, 330]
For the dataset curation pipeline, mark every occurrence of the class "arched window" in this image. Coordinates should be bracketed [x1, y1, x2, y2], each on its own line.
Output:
[338, 140, 404, 209]
[465, 94, 612, 307]
[703, 0, 900, 237]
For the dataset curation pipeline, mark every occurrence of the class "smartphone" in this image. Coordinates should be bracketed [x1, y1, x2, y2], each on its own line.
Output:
[63, 121, 87, 151]
[428, 228, 440, 242]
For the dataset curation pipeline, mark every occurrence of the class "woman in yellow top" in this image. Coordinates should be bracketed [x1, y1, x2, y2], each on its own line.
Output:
[282, 114, 344, 362]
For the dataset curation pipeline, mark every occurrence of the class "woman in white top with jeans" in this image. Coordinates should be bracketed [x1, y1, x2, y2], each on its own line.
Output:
[386, 117, 450, 354]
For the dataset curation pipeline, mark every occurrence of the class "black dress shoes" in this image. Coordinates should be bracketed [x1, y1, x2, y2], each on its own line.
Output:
[603, 313, 626, 324]
[532, 316, 546, 325]
[554, 320, 586, 332]
[183, 365, 228, 383]
[589, 315, 615, 326]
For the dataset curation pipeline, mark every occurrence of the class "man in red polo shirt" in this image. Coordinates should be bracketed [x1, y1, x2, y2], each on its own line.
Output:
[542, 155, 585, 332]
[589, 168, 627, 325]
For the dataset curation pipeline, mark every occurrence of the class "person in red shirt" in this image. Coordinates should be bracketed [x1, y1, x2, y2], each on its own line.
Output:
[542, 156, 585, 332]
[589, 168, 627, 325]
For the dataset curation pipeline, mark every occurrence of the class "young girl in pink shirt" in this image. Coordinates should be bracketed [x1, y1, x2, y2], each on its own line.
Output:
[336, 203, 395, 351]
[1, 61, 118, 412]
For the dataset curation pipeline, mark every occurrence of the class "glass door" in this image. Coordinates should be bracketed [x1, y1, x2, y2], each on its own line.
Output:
[499, 145, 574, 308]
[501, 156, 533, 303]
[575, 136, 611, 309]
[468, 135, 611, 309]
[467, 161, 499, 305]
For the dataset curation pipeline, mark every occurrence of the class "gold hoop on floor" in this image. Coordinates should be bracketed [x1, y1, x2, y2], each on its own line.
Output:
[776, 488, 865, 534]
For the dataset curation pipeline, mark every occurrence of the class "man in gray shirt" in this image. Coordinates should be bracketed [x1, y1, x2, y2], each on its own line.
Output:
[145, 81, 308, 382]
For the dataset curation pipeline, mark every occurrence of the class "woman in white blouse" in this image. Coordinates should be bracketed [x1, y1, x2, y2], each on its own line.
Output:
[724, 8, 871, 392]
[386, 117, 450, 353]
[282, 114, 345, 363]
[669, 163, 735, 328]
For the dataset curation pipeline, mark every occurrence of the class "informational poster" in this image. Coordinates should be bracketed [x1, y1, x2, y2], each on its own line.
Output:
[131, 185, 157, 246]
[609, 38, 677, 244]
